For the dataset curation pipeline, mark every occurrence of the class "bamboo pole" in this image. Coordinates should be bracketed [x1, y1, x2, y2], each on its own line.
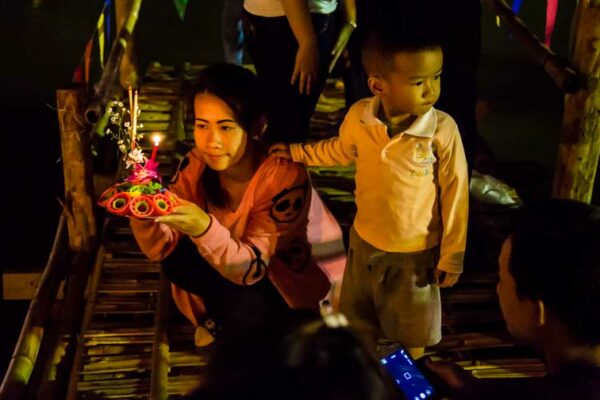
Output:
[31, 251, 95, 400]
[85, 0, 143, 123]
[115, 0, 139, 89]
[0, 215, 68, 400]
[57, 86, 96, 251]
[150, 270, 171, 400]
[65, 247, 107, 400]
[483, 0, 580, 93]
[553, 1, 600, 202]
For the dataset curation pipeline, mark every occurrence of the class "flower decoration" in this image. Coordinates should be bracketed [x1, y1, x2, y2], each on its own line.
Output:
[97, 88, 174, 218]
[104, 96, 145, 170]
[126, 160, 161, 185]
[125, 148, 147, 169]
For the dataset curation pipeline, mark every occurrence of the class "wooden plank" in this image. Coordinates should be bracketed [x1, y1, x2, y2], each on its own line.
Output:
[2, 272, 43, 300]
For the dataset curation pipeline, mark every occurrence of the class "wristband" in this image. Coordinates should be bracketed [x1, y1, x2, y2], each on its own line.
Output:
[191, 215, 212, 238]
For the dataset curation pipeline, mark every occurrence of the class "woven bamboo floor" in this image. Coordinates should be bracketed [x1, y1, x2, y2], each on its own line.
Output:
[69, 64, 545, 399]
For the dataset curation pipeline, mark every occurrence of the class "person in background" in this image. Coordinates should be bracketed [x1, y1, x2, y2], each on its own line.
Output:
[270, 20, 469, 359]
[222, 0, 245, 64]
[242, 0, 355, 144]
[426, 199, 600, 400]
[130, 64, 344, 346]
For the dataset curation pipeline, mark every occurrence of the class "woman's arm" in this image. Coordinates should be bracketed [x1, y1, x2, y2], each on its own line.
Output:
[129, 151, 204, 261]
[189, 160, 312, 285]
[130, 218, 181, 261]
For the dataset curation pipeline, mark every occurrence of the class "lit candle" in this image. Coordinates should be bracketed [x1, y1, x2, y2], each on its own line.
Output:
[150, 134, 161, 162]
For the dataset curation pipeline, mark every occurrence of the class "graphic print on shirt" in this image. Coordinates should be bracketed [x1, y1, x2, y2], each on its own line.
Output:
[270, 182, 308, 223]
[413, 142, 436, 166]
[276, 239, 311, 272]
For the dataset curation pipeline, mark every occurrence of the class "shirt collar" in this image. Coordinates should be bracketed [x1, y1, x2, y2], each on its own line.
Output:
[362, 96, 437, 138]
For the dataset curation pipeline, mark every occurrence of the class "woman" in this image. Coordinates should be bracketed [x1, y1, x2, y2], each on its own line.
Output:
[130, 64, 343, 344]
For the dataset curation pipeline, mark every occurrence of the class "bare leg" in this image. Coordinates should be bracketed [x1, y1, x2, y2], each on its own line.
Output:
[407, 346, 425, 360]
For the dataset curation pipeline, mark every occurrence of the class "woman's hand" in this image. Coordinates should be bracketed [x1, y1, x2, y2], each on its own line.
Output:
[155, 198, 211, 238]
[281, 0, 319, 95]
[292, 40, 318, 95]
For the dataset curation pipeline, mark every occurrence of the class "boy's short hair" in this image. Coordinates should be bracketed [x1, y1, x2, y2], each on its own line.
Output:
[361, 16, 442, 77]
[509, 199, 600, 346]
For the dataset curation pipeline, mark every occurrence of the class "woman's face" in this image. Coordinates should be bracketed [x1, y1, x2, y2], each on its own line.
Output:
[193, 92, 248, 171]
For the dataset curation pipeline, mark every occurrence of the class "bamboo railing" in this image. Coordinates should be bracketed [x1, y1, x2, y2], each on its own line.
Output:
[85, 0, 142, 124]
[0, 215, 69, 400]
[483, 0, 580, 93]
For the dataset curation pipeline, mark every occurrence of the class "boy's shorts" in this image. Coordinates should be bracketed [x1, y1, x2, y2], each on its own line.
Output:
[339, 227, 441, 349]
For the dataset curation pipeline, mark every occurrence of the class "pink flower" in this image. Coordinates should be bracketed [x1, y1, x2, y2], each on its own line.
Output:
[126, 160, 161, 184]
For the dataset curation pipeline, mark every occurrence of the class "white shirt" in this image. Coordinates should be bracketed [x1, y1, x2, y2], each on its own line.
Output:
[244, 0, 337, 17]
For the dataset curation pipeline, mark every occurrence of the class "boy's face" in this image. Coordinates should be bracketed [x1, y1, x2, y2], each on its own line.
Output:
[372, 48, 443, 118]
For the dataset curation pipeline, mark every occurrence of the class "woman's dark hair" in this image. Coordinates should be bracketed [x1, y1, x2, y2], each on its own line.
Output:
[189, 64, 267, 208]
[188, 310, 401, 400]
[509, 199, 600, 346]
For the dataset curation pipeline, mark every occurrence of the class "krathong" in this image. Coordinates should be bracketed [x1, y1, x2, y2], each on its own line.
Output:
[98, 89, 177, 218]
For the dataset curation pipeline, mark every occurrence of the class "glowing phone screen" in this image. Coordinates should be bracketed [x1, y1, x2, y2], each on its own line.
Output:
[380, 348, 435, 400]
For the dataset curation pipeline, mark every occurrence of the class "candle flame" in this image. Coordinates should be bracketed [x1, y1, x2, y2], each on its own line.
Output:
[153, 135, 161, 146]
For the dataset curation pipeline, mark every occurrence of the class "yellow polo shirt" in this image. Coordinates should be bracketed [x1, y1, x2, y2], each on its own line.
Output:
[290, 97, 468, 274]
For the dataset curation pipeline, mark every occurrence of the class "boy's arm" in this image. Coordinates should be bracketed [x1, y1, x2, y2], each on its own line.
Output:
[436, 122, 469, 277]
[289, 118, 357, 166]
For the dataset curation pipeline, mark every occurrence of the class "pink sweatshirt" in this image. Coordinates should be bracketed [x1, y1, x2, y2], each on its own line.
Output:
[130, 150, 344, 326]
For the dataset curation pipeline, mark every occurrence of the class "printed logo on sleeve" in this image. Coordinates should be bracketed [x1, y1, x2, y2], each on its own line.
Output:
[270, 183, 308, 223]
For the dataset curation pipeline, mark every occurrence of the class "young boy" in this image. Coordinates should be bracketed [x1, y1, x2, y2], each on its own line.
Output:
[270, 26, 469, 358]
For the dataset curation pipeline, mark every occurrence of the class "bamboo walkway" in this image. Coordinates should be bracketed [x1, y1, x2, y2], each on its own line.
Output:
[67, 63, 545, 399]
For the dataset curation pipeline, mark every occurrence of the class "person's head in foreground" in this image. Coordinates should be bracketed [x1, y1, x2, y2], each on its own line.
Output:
[426, 199, 600, 398]
[187, 309, 401, 400]
[497, 199, 600, 352]
[362, 19, 443, 122]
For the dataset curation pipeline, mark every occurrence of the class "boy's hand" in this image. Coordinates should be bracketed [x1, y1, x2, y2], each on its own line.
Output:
[435, 270, 461, 288]
[269, 143, 293, 159]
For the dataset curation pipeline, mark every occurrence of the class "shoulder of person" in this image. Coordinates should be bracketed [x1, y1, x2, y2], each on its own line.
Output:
[432, 108, 461, 149]
[433, 108, 459, 134]
[168, 149, 206, 194]
[346, 97, 373, 119]
[248, 157, 311, 225]
[259, 156, 309, 188]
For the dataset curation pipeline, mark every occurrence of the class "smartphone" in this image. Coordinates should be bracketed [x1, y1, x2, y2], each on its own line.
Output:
[380, 346, 436, 400]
